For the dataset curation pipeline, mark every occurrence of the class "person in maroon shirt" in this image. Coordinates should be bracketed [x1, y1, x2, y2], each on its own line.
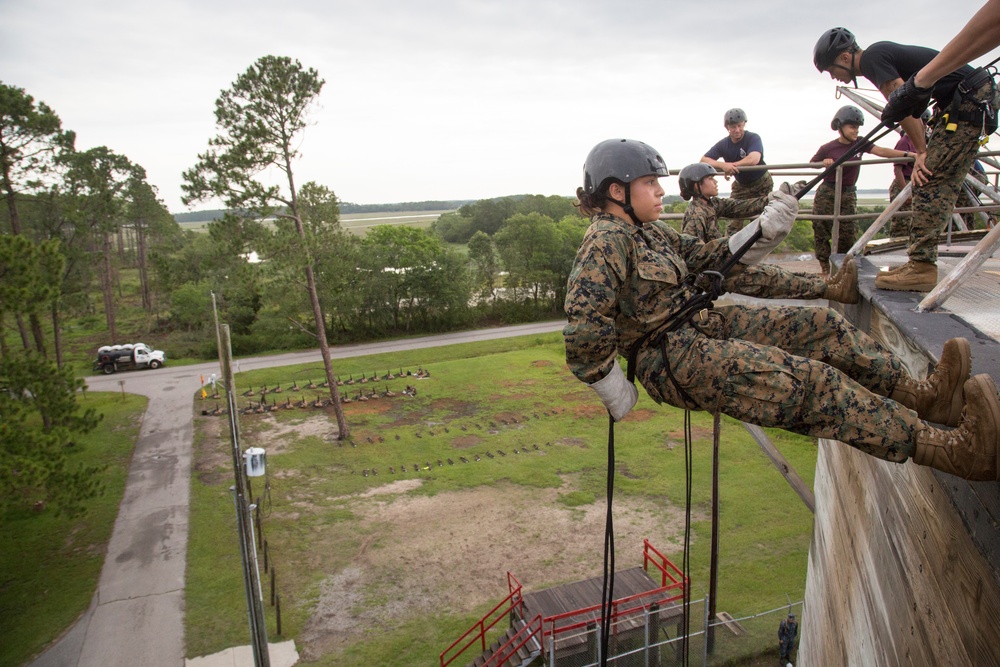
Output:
[809, 105, 908, 274]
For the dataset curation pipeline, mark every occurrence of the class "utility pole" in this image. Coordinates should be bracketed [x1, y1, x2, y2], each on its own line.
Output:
[215, 294, 270, 667]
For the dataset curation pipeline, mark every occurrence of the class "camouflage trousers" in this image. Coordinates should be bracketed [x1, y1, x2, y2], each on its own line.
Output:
[728, 172, 773, 233]
[811, 182, 857, 265]
[888, 179, 912, 239]
[727, 263, 826, 300]
[635, 305, 917, 462]
[909, 80, 996, 263]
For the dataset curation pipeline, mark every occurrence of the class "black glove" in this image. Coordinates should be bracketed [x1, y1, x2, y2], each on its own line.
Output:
[882, 74, 933, 124]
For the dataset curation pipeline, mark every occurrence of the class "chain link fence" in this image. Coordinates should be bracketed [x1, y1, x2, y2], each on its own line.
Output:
[537, 597, 803, 667]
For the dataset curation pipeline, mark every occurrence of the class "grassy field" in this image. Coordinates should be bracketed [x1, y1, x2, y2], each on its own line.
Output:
[187, 332, 817, 665]
[0, 392, 147, 667]
[0, 330, 816, 667]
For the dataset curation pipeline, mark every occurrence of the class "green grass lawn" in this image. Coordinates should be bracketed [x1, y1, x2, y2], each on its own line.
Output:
[0, 392, 147, 667]
[187, 332, 817, 665]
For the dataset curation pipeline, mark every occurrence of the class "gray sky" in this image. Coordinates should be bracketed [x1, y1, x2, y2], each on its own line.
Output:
[1, 0, 990, 213]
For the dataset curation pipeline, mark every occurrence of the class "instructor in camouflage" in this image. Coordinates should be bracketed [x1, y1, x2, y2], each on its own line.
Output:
[564, 138, 1000, 481]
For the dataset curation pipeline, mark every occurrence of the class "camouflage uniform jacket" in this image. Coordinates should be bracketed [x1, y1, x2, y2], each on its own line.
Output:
[681, 195, 769, 242]
[564, 213, 733, 384]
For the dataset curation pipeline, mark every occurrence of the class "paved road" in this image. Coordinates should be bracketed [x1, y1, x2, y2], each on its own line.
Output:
[30, 320, 566, 667]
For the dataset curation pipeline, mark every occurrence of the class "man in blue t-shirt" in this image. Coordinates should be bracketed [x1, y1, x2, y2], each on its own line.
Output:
[700, 108, 774, 233]
[814, 27, 998, 292]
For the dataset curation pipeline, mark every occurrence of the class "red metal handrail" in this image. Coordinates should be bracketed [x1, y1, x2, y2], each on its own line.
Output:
[440, 541, 687, 665]
[439, 572, 524, 667]
[541, 541, 688, 641]
[643, 539, 686, 588]
[542, 586, 686, 638]
[480, 614, 543, 667]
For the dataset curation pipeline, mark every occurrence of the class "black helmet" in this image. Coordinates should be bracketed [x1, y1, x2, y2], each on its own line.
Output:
[831, 105, 865, 130]
[814, 27, 857, 72]
[583, 138, 668, 195]
[724, 108, 747, 125]
[678, 163, 718, 201]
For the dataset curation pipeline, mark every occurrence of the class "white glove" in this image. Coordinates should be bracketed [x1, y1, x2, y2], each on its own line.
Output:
[766, 181, 801, 202]
[729, 186, 798, 265]
[588, 359, 638, 422]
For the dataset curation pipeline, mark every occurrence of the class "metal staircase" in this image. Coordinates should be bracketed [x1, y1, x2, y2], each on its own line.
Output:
[467, 617, 542, 667]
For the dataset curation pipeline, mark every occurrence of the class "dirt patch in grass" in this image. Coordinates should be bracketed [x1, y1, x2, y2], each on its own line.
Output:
[428, 398, 479, 419]
[500, 378, 537, 388]
[626, 408, 658, 422]
[531, 360, 554, 367]
[299, 479, 695, 661]
[241, 413, 341, 450]
[451, 435, 484, 449]
[668, 425, 715, 441]
[193, 416, 231, 484]
[572, 404, 607, 419]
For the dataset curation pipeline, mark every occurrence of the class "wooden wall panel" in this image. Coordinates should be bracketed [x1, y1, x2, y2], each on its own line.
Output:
[802, 437, 1000, 664]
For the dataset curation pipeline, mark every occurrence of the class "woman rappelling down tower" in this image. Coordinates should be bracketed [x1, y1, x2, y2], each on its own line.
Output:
[563, 137, 1000, 481]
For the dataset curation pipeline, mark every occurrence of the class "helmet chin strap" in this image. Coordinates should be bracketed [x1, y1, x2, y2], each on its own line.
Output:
[829, 58, 858, 88]
[609, 183, 644, 225]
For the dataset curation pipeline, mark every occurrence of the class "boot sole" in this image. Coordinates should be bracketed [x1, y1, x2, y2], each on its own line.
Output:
[874, 278, 937, 292]
[945, 338, 972, 427]
[968, 374, 1000, 482]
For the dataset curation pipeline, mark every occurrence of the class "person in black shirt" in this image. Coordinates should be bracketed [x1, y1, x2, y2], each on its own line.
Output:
[813, 27, 998, 292]
[884, 0, 1000, 121]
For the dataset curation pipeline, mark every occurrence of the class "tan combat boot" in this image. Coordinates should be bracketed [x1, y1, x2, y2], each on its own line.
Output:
[823, 258, 859, 304]
[874, 260, 938, 291]
[913, 374, 1000, 481]
[890, 337, 971, 427]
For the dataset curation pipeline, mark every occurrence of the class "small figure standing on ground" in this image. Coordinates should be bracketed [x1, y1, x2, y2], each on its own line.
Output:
[778, 613, 798, 665]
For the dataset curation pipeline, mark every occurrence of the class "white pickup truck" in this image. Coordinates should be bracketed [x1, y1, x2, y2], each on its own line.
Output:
[93, 343, 167, 374]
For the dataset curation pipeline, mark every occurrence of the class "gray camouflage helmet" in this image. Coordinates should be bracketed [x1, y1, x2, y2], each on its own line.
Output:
[583, 139, 668, 194]
[678, 163, 718, 201]
[724, 108, 747, 125]
[831, 105, 865, 130]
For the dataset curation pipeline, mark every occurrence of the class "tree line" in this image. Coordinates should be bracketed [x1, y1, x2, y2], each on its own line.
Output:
[0, 57, 593, 511]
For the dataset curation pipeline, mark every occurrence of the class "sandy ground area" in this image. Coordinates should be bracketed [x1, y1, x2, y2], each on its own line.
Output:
[197, 404, 701, 662]
[297, 476, 699, 660]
